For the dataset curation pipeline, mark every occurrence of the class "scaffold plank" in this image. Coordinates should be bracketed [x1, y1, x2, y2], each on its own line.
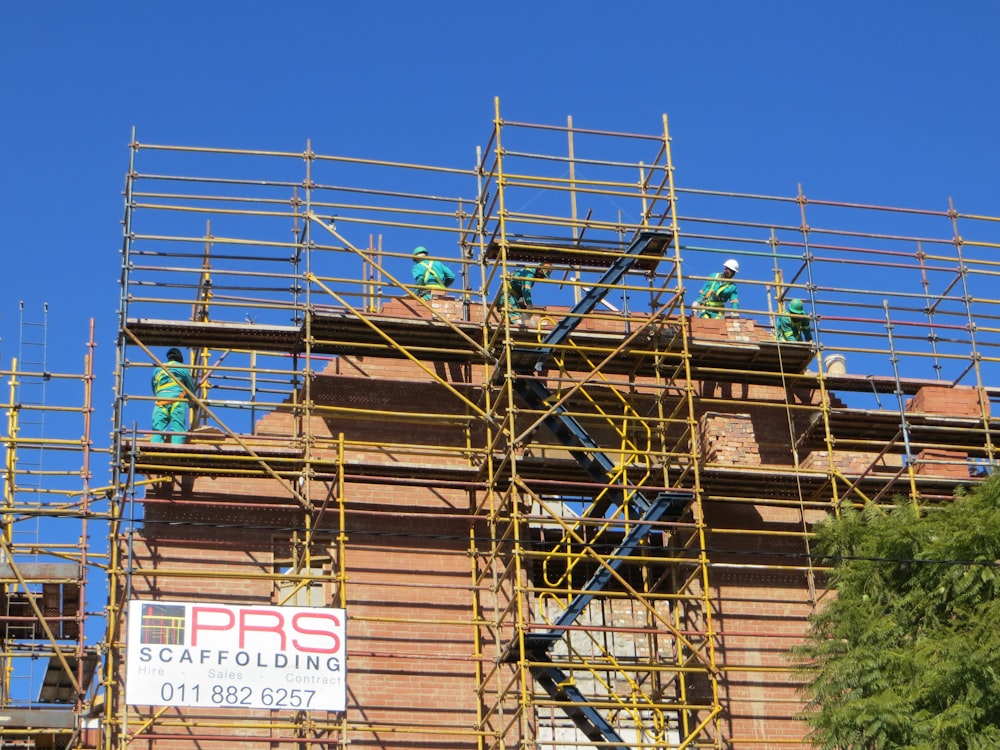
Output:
[125, 318, 300, 351]
[485, 231, 673, 272]
[0, 563, 80, 581]
[0, 707, 77, 729]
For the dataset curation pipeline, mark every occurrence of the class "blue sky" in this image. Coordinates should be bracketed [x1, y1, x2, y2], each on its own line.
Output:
[2, 0, 999, 415]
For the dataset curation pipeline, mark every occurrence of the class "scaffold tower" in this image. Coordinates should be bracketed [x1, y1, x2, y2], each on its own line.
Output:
[1, 310, 102, 749]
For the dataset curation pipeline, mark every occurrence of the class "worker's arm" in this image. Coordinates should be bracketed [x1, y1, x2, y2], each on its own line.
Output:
[724, 281, 739, 309]
[520, 280, 534, 307]
[412, 261, 426, 284]
[696, 278, 712, 305]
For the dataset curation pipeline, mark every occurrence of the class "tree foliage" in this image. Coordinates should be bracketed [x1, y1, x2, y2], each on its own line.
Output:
[795, 477, 1000, 749]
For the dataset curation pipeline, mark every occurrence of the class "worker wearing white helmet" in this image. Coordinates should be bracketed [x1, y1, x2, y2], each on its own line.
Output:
[694, 259, 741, 318]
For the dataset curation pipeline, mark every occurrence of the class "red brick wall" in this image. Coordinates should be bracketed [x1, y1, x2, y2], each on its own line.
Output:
[124, 313, 991, 749]
[705, 501, 819, 749]
[915, 448, 971, 478]
[700, 412, 762, 466]
[906, 386, 984, 475]
[125, 483, 480, 750]
[712, 571, 815, 747]
[907, 385, 985, 417]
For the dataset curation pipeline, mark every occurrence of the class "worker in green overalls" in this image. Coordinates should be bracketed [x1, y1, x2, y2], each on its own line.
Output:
[411, 246, 456, 300]
[150, 348, 196, 443]
[694, 258, 740, 318]
[505, 263, 552, 323]
[776, 298, 813, 342]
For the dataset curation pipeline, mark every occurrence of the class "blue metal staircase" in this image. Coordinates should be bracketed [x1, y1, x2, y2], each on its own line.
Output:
[514, 375, 636, 517]
[520, 489, 692, 657]
[499, 230, 693, 746]
[509, 229, 674, 519]
[513, 488, 692, 745]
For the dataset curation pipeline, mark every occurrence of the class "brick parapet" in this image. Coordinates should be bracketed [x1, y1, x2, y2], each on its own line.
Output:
[906, 384, 986, 417]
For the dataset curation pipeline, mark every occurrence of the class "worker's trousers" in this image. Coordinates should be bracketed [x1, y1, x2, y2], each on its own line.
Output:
[504, 293, 528, 321]
[417, 284, 446, 301]
[151, 400, 189, 444]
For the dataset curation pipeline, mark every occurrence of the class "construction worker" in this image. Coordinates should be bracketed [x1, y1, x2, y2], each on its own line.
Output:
[411, 246, 455, 300]
[150, 348, 196, 444]
[505, 262, 552, 323]
[694, 259, 740, 318]
[776, 298, 813, 342]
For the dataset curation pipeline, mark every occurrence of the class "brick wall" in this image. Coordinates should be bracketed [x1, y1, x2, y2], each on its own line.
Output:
[712, 570, 815, 747]
[799, 450, 897, 474]
[699, 412, 761, 466]
[705, 499, 818, 749]
[906, 384, 985, 417]
[906, 386, 985, 476]
[914, 448, 972, 478]
[689, 315, 767, 343]
[380, 294, 482, 322]
[126, 308, 991, 749]
[126, 484, 480, 749]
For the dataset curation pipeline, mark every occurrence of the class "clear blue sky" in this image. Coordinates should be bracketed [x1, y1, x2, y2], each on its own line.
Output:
[2, 0, 999, 406]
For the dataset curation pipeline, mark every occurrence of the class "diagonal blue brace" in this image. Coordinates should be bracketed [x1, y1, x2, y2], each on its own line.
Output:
[513, 376, 628, 508]
[530, 662, 632, 750]
[511, 229, 673, 375]
[514, 374, 655, 517]
[522, 489, 691, 656]
[515, 377, 614, 475]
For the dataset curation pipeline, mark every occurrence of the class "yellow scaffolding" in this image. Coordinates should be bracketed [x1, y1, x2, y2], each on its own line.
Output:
[471, 100, 722, 749]
[1, 318, 103, 749]
[9, 101, 998, 749]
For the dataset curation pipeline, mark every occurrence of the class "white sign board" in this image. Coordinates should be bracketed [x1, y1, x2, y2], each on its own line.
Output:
[126, 600, 346, 711]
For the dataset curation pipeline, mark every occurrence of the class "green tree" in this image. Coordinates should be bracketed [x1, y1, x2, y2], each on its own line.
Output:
[795, 477, 1000, 749]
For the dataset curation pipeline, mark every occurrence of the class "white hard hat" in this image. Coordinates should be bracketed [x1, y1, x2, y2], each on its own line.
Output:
[723, 258, 740, 273]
